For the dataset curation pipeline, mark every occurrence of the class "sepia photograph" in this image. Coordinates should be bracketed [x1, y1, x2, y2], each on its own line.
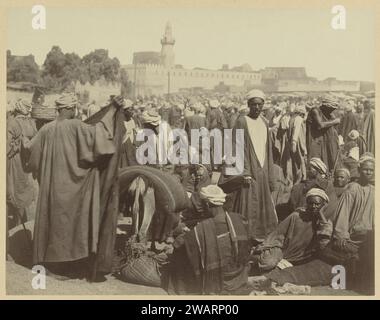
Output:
[3, 0, 377, 298]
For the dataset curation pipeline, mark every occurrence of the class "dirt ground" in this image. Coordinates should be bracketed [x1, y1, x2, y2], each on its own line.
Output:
[6, 260, 361, 297]
[6, 261, 167, 296]
[6, 221, 361, 297]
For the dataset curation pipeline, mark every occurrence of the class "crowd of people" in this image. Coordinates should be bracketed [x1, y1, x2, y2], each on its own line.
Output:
[6, 87, 375, 294]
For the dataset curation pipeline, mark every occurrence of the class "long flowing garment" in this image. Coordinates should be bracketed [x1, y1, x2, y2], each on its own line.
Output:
[289, 115, 307, 185]
[253, 209, 332, 270]
[362, 111, 375, 155]
[28, 105, 123, 273]
[7, 115, 38, 226]
[333, 182, 374, 243]
[165, 208, 250, 295]
[222, 115, 278, 242]
[306, 107, 341, 172]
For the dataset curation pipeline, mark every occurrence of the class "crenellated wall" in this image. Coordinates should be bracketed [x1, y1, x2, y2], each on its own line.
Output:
[122, 64, 261, 95]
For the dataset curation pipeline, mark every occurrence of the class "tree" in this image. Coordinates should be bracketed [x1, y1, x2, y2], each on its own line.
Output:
[11, 46, 124, 93]
[7, 50, 40, 83]
[82, 49, 120, 84]
[41, 46, 90, 92]
[41, 46, 66, 78]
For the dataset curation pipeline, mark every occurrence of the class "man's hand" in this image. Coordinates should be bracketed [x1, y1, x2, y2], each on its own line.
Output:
[318, 204, 329, 223]
[112, 95, 125, 109]
[333, 118, 341, 125]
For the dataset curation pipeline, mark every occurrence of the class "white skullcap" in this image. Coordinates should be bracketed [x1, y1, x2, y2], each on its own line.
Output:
[246, 89, 265, 102]
[123, 99, 133, 109]
[306, 188, 329, 203]
[348, 130, 360, 140]
[209, 99, 220, 109]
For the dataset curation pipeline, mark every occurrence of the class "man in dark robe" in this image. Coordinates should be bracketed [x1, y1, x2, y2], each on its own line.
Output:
[322, 154, 374, 293]
[338, 101, 359, 142]
[289, 104, 307, 185]
[206, 99, 228, 132]
[333, 167, 351, 199]
[251, 188, 332, 272]
[220, 90, 277, 243]
[225, 104, 239, 129]
[168, 103, 184, 129]
[184, 102, 208, 145]
[362, 102, 375, 155]
[287, 157, 337, 221]
[276, 104, 294, 184]
[355, 103, 365, 135]
[306, 97, 341, 172]
[165, 185, 251, 295]
[7, 99, 38, 228]
[120, 99, 138, 168]
[206, 99, 228, 170]
[26, 94, 125, 280]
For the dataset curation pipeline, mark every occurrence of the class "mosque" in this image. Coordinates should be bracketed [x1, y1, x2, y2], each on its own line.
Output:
[122, 22, 262, 96]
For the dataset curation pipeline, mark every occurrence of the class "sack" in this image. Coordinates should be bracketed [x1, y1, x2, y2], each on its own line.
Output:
[318, 242, 359, 266]
[120, 255, 162, 287]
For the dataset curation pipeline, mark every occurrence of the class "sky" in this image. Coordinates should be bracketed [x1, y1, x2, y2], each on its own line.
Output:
[7, 7, 376, 82]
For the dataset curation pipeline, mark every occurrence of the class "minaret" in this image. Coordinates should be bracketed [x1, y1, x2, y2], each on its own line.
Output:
[160, 21, 175, 68]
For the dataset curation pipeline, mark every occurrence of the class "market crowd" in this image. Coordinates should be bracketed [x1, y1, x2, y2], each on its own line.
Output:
[6, 87, 375, 295]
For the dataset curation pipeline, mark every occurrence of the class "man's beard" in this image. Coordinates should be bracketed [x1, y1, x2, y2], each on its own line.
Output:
[249, 112, 260, 119]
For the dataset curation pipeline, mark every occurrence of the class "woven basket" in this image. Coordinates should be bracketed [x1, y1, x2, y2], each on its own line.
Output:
[31, 105, 57, 120]
[120, 255, 162, 287]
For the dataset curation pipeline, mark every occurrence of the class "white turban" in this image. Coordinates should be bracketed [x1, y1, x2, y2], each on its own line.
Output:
[345, 100, 355, 112]
[309, 157, 328, 175]
[192, 102, 202, 113]
[335, 168, 351, 178]
[200, 185, 226, 206]
[209, 99, 220, 109]
[123, 99, 133, 109]
[306, 188, 329, 203]
[55, 93, 78, 109]
[246, 89, 265, 102]
[294, 104, 306, 115]
[321, 96, 339, 109]
[359, 153, 375, 166]
[141, 110, 161, 126]
[348, 130, 360, 140]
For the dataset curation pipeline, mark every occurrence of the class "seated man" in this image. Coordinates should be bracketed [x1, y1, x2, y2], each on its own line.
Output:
[325, 154, 375, 293]
[164, 185, 251, 295]
[333, 167, 351, 199]
[287, 157, 336, 219]
[251, 188, 332, 273]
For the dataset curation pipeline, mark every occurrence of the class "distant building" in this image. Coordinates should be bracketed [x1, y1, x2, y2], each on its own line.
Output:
[123, 22, 261, 96]
[261, 67, 361, 92]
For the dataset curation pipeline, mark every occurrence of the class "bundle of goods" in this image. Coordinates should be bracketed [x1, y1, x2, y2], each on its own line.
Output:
[31, 86, 57, 121]
[116, 238, 168, 287]
[31, 104, 57, 121]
